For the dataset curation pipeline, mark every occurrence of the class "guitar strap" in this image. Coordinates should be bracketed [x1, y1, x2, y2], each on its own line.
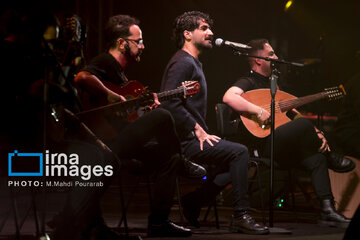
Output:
[119, 71, 129, 84]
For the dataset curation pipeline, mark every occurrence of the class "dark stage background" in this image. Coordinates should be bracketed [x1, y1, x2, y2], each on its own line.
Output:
[2, 0, 360, 132]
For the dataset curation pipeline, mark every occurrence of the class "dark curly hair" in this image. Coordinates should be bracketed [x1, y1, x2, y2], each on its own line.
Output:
[105, 15, 139, 50]
[172, 11, 213, 49]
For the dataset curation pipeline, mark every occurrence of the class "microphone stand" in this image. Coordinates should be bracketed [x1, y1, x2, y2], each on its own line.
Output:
[234, 50, 302, 233]
[269, 65, 279, 228]
[233, 51, 304, 67]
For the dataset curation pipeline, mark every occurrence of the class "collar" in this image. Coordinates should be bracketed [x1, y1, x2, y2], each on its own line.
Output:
[249, 70, 270, 83]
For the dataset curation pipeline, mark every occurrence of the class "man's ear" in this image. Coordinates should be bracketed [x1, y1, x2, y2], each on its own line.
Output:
[117, 38, 127, 52]
[184, 30, 192, 41]
[254, 57, 262, 65]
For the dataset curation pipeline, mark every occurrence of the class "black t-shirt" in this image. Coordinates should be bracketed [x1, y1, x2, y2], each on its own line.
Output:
[230, 70, 274, 150]
[233, 70, 271, 92]
[83, 52, 127, 85]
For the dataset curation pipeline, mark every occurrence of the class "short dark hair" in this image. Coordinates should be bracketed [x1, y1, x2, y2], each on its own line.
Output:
[105, 15, 140, 50]
[247, 38, 269, 65]
[247, 38, 269, 56]
[172, 11, 213, 49]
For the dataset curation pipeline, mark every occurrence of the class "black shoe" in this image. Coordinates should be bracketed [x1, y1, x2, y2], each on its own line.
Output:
[148, 220, 192, 237]
[181, 194, 201, 228]
[181, 158, 207, 178]
[318, 199, 351, 228]
[326, 152, 355, 173]
[229, 211, 269, 235]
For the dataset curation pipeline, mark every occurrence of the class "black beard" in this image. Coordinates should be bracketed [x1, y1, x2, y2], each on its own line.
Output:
[195, 42, 213, 51]
[124, 49, 142, 63]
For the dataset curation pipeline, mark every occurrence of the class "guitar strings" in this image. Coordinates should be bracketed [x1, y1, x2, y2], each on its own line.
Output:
[259, 93, 327, 113]
[256, 89, 340, 115]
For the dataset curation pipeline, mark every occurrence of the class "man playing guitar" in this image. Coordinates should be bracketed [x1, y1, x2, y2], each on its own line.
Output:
[223, 38, 352, 228]
[69, 15, 204, 238]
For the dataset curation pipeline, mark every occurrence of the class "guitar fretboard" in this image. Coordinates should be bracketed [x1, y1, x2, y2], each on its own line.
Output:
[279, 92, 326, 112]
[77, 86, 188, 117]
[157, 87, 185, 101]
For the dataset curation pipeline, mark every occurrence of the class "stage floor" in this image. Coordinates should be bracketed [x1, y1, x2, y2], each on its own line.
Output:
[0, 174, 351, 240]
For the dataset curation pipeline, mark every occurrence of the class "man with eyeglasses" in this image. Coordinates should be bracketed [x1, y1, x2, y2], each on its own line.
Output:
[68, 14, 205, 238]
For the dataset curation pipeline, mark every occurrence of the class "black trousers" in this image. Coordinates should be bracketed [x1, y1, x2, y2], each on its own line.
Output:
[109, 108, 182, 221]
[264, 118, 333, 200]
[57, 108, 182, 232]
[181, 137, 250, 211]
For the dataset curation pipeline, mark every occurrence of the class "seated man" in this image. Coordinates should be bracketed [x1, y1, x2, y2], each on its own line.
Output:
[72, 14, 206, 238]
[223, 38, 352, 228]
[160, 11, 269, 235]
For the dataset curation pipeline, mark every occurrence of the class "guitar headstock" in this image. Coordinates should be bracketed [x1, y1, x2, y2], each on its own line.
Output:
[324, 85, 346, 101]
[181, 81, 201, 97]
[64, 14, 83, 42]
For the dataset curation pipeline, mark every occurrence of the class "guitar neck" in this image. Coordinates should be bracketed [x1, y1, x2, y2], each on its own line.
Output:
[78, 97, 143, 116]
[279, 92, 326, 112]
[157, 87, 185, 101]
[77, 87, 186, 116]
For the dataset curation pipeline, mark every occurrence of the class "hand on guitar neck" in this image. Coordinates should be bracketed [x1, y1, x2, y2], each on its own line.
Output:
[150, 93, 161, 109]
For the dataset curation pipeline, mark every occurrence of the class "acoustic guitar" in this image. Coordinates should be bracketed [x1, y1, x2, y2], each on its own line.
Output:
[240, 86, 345, 138]
[76, 80, 200, 140]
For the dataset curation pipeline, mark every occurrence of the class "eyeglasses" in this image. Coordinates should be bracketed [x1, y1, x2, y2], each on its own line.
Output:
[124, 38, 144, 47]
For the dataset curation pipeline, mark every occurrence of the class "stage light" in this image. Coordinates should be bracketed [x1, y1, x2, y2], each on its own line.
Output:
[284, 0, 294, 12]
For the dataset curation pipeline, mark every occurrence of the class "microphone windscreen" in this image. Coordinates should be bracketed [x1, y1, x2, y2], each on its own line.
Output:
[214, 38, 224, 47]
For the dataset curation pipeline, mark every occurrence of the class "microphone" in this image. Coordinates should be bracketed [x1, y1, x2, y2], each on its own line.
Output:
[215, 38, 251, 50]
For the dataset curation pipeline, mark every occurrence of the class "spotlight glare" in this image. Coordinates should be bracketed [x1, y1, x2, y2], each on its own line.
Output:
[285, 0, 293, 11]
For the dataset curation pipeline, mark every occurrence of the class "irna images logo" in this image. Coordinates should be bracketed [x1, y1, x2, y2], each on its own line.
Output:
[8, 150, 113, 180]
[8, 150, 43, 176]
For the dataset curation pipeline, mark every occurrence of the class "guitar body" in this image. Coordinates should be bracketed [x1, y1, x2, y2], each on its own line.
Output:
[240, 89, 296, 138]
[103, 80, 147, 121]
[103, 80, 145, 99]
[78, 80, 147, 141]
[236, 85, 344, 139]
